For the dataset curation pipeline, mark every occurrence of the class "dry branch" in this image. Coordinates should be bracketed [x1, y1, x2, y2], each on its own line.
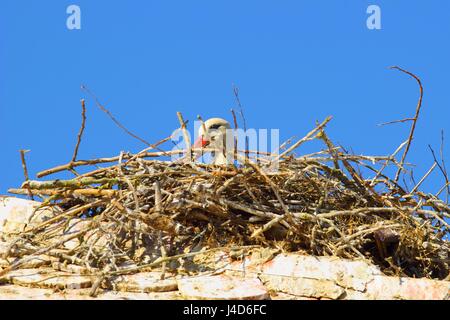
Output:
[389, 66, 424, 182]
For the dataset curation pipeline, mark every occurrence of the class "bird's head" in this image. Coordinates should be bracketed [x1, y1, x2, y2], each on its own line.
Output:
[193, 118, 231, 149]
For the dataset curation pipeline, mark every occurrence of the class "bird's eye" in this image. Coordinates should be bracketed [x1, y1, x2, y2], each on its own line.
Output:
[209, 124, 222, 130]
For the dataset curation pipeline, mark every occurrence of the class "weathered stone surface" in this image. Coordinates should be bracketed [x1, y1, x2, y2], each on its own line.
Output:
[1, 260, 449, 300]
[342, 288, 371, 300]
[178, 274, 269, 300]
[51, 262, 95, 275]
[224, 253, 383, 298]
[112, 272, 178, 293]
[223, 252, 445, 300]
[0, 284, 182, 300]
[260, 254, 381, 292]
[0, 197, 53, 236]
[333, 257, 382, 291]
[270, 291, 319, 300]
[93, 290, 182, 300]
[0, 284, 54, 299]
[259, 254, 450, 300]
[260, 274, 345, 299]
[366, 275, 450, 300]
[1, 268, 92, 289]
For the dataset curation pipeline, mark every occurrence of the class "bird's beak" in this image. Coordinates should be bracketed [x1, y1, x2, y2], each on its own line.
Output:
[193, 135, 210, 149]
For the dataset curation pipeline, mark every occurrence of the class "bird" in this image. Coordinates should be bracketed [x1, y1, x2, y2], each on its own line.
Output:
[193, 117, 232, 165]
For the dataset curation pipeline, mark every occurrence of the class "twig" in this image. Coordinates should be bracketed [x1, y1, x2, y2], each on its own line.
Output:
[19, 149, 34, 200]
[233, 85, 249, 160]
[154, 181, 162, 213]
[317, 128, 340, 170]
[230, 109, 239, 158]
[390, 66, 424, 183]
[195, 115, 208, 160]
[71, 99, 87, 163]
[22, 177, 119, 190]
[377, 118, 415, 126]
[159, 233, 167, 280]
[37, 149, 178, 178]
[8, 188, 117, 198]
[370, 140, 408, 187]
[439, 130, 449, 202]
[0, 228, 90, 277]
[176, 112, 192, 162]
[81, 84, 152, 147]
[274, 116, 332, 163]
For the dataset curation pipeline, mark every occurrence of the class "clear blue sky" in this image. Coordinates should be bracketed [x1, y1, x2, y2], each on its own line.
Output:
[1, 1, 450, 196]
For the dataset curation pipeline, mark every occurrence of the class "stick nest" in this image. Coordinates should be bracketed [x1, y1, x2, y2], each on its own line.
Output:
[3, 123, 450, 286]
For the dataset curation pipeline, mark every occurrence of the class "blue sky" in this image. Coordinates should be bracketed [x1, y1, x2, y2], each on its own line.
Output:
[1, 1, 450, 196]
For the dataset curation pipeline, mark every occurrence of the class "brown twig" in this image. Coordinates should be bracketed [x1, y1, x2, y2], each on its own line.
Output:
[439, 130, 449, 202]
[81, 84, 152, 147]
[233, 85, 249, 160]
[428, 144, 450, 202]
[390, 66, 424, 183]
[176, 112, 192, 162]
[71, 99, 87, 163]
[230, 109, 239, 158]
[19, 149, 34, 200]
[8, 188, 117, 198]
[274, 116, 332, 162]
[377, 118, 415, 126]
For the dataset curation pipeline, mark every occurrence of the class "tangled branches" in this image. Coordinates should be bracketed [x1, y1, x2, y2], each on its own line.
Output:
[3, 121, 449, 289]
[2, 69, 449, 295]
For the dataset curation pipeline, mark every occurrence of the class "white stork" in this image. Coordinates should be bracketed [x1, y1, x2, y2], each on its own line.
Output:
[193, 118, 232, 165]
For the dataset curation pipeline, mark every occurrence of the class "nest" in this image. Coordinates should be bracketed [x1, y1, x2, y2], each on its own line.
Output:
[2, 115, 449, 295]
[1, 70, 450, 295]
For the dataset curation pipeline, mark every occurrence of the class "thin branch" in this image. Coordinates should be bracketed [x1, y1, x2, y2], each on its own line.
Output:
[81, 84, 152, 147]
[439, 130, 449, 202]
[176, 112, 192, 162]
[19, 149, 34, 200]
[154, 181, 162, 213]
[71, 99, 87, 163]
[233, 85, 249, 160]
[370, 140, 408, 187]
[409, 162, 437, 194]
[195, 115, 208, 160]
[230, 109, 239, 159]
[390, 66, 424, 183]
[37, 143, 173, 178]
[377, 118, 415, 126]
[429, 144, 450, 201]
[274, 116, 332, 163]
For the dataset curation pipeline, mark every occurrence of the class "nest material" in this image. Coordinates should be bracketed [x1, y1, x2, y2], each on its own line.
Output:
[3, 120, 450, 293]
[3, 68, 450, 294]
